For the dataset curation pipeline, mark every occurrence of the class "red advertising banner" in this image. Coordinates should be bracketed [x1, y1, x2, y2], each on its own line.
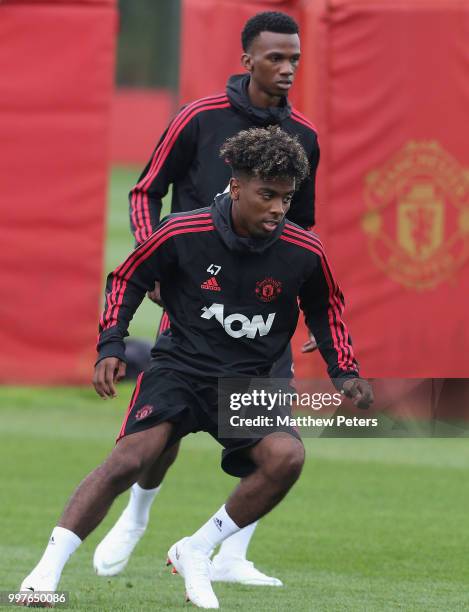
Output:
[0, 2, 117, 383]
[110, 89, 175, 164]
[309, 0, 469, 377]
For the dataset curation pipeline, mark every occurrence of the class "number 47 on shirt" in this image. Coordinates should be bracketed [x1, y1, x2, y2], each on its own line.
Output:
[207, 264, 221, 276]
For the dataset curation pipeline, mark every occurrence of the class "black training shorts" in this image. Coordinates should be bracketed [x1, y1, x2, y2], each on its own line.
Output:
[116, 364, 300, 477]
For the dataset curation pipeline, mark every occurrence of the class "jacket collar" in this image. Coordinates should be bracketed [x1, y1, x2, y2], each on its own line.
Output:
[226, 74, 291, 126]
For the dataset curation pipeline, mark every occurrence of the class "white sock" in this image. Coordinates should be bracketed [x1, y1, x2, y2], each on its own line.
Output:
[188, 505, 240, 555]
[216, 521, 258, 560]
[26, 527, 81, 588]
[120, 483, 161, 527]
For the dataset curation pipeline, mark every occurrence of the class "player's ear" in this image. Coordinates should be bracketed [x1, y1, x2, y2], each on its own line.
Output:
[230, 177, 240, 201]
[241, 52, 253, 73]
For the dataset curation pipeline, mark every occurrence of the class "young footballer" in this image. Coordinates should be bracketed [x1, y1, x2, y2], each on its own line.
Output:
[20, 127, 372, 608]
[95, 10, 319, 585]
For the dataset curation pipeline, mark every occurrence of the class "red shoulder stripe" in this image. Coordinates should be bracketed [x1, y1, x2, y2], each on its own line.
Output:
[101, 213, 212, 329]
[102, 219, 214, 330]
[136, 97, 229, 243]
[131, 95, 229, 243]
[132, 95, 228, 242]
[159, 311, 170, 334]
[284, 224, 323, 248]
[280, 234, 355, 371]
[102, 213, 211, 325]
[121, 212, 212, 276]
[139, 94, 229, 192]
[103, 213, 212, 329]
[291, 108, 318, 133]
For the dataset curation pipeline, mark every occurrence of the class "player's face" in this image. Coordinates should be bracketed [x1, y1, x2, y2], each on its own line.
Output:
[230, 175, 295, 238]
[242, 32, 301, 98]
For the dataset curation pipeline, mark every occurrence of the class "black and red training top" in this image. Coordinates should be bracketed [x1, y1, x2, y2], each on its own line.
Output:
[129, 74, 320, 245]
[99, 194, 359, 387]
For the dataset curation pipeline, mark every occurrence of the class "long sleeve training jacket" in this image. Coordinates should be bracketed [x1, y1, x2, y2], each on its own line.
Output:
[100, 194, 358, 387]
[129, 74, 320, 245]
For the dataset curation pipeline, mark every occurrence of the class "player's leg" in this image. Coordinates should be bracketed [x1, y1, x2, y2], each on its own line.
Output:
[93, 441, 181, 576]
[225, 432, 305, 522]
[212, 346, 293, 586]
[180, 432, 304, 548]
[168, 433, 304, 608]
[20, 422, 173, 594]
[210, 522, 266, 583]
[93, 311, 176, 577]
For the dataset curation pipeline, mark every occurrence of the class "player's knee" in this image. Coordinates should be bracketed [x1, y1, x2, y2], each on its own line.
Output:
[264, 437, 305, 483]
[279, 442, 305, 482]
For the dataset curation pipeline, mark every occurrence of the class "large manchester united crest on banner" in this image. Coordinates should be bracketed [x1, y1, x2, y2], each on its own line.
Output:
[362, 141, 469, 290]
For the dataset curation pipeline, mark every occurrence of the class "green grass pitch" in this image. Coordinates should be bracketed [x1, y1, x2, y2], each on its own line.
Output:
[0, 168, 468, 610]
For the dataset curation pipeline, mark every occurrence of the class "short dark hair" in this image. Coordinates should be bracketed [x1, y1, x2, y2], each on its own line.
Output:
[220, 126, 309, 185]
[242, 11, 299, 51]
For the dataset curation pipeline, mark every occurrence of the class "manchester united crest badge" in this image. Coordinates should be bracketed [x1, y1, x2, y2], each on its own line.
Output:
[362, 141, 469, 290]
[135, 405, 154, 421]
[255, 278, 282, 302]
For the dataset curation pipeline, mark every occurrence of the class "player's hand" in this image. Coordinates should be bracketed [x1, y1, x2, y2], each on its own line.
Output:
[93, 357, 126, 399]
[147, 281, 162, 306]
[301, 331, 318, 353]
[341, 378, 374, 409]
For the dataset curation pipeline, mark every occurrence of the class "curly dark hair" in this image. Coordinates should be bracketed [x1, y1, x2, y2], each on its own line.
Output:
[220, 126, 309, 185]
[242, 11, 299, 52]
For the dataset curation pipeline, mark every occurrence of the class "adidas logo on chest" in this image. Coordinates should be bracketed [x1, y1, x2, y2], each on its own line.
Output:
[201, 276, 221, 291]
